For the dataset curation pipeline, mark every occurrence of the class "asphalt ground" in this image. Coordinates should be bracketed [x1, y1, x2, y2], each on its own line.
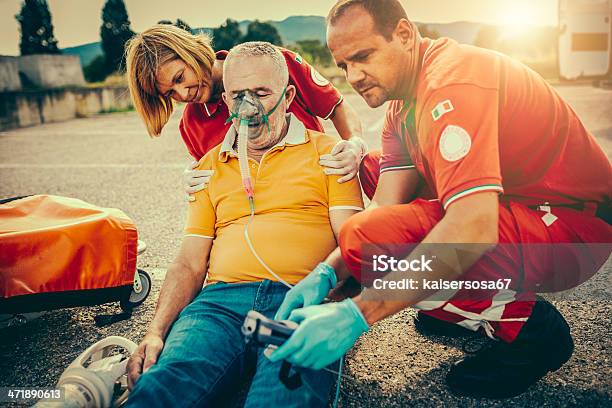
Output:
[0, 86, 610, 407]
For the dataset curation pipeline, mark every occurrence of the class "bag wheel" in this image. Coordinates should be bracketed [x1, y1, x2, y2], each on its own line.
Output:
[120, 269, 151, 312]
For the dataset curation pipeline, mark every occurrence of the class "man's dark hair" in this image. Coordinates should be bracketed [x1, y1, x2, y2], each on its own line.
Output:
[327, 0, 408, 40]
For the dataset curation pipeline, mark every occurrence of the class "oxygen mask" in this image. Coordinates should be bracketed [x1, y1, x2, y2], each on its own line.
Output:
[225, 87, 287, 207]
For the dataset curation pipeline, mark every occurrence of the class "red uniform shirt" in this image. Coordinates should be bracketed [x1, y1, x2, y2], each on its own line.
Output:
[381, 38, 612, 210]
[179, 49, 343, 160]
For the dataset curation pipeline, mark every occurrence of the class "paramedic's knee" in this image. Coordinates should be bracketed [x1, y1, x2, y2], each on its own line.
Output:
[339, 211, 369, 281]
[339, 200, 443, 281]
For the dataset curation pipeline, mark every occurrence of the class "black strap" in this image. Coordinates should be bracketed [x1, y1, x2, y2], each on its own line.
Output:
[279, 361, 302, 390]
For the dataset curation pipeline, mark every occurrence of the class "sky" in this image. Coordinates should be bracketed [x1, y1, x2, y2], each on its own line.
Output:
[0, 0, 559, 55]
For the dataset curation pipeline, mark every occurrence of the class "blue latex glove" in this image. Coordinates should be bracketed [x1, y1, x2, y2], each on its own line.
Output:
[268, 298, 369, 370]
[274, 262, 337, 321]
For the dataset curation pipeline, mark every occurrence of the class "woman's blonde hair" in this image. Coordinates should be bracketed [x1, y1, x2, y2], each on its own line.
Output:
[125, 24, 215, 136]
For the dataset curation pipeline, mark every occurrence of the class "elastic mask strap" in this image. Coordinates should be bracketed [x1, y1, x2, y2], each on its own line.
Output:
[226, 87, 288, 127]
[225, 111, 238, 125]
[262, 86, 287, 132]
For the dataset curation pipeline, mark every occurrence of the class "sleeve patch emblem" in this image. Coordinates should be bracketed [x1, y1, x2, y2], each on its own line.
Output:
[310, 66, 330, 87]
[431, 99, 454, 121]
[294, 53, 303, 64]
[439, 125, 471, 162]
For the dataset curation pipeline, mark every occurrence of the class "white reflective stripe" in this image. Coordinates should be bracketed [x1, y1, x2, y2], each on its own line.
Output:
[454, 319, 482, 332]
[423, 40, 435, 61]
[444, 185, 504, 209]
[414, 288, 459, 311]
[322, 95, 344, 120]
[184, 234, 214, 239]
[329, 205, 364, 211]
[379, 164, 416, 173]
[442, 290, 529, 323]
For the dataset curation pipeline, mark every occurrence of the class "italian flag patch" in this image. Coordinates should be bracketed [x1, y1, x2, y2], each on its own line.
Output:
[295, 53, 303, 64]
[431, 99, 454, 121]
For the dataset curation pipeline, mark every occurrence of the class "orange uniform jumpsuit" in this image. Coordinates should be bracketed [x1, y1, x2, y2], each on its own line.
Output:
[342, 38, 611, 342]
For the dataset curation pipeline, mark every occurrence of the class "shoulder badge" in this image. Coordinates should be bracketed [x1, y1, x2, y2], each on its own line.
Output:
[310, 66, 330, 87]
[439, 125, 471, 162]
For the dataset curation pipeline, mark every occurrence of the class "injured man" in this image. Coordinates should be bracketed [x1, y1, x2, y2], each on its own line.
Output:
[125, 41, 364, 408]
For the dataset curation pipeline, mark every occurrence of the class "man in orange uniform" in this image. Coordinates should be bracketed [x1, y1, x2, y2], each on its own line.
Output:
[271, 0, 611, 399]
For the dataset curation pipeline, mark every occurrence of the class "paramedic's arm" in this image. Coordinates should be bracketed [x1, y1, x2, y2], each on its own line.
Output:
[324, 101, 366, 183]
[330, 100, 363, 141]
[326, 168, 421, 281]
[369, 168, 420, 209]
[127, 236, 212, 389]
[354, 192, 499, 325]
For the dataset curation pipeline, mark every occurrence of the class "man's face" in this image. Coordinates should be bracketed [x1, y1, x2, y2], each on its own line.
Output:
[327, 6, 408, 107]
[155, 58, 214, 104]
[222, 56, 292, 150]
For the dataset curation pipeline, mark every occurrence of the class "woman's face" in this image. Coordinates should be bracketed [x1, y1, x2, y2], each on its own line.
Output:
[155, 58, 212, 104]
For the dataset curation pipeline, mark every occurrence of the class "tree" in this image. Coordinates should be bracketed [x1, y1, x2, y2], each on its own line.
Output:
[242, 20, 282, 46]
[175, 18, 192, 33]
[211, 18, 243, 51]
[101, 0, 135, 73]
[15, 0, 60, 55]
[158, 18, 192, 33]
[294, 39, 333, 66]
[83, 55, 110, 83]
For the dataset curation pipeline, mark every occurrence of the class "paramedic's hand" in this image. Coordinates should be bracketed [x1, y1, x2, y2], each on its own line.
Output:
[319, 137, 367, 183]
[268, 299, 369, 370]
[183, 161, 214, 199]
[275, 262, 337, 321]
[127, 333, 164, 390]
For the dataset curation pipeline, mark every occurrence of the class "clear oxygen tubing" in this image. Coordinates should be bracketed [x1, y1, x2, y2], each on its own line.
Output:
[234, 91, 347, 407]
[236, 118, 294, 289]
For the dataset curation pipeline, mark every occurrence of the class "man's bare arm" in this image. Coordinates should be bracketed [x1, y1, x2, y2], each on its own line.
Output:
[148, 236, 213, 338]
[127, 236, 212, 389]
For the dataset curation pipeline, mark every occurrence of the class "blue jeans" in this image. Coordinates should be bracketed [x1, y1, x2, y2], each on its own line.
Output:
[127, 280, 336, 408]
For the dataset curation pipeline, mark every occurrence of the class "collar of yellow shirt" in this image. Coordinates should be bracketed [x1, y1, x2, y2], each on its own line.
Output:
[218, 113, 308, 162]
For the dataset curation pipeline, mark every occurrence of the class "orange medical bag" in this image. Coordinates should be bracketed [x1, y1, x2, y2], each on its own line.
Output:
[0, 195, 143, 314]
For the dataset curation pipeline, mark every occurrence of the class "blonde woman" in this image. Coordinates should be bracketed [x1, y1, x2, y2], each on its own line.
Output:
[126, 24, 372, 197]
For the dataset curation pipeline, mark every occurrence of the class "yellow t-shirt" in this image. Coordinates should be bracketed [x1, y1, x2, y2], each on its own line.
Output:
[184, 115, 364, 284]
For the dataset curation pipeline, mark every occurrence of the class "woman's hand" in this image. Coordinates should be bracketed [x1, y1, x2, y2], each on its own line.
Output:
[183, 161, 214, 200]
[319, 137, 367, 183]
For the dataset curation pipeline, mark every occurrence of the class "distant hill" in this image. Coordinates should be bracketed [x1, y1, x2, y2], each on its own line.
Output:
[193, 15, 327, 44]
[266, 15, 327, 44]
[424, 21, 484, 45]
[62, 15, 328, 67]
[62, 42, 102, 66]
[61, 15, 555, 67]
